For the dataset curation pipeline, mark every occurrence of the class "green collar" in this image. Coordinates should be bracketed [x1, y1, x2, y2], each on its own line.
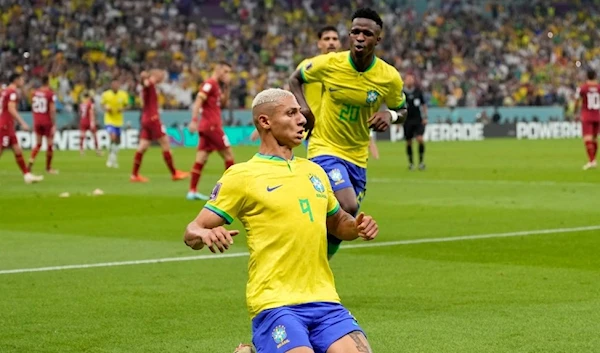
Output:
[348, 52, 377, 73]
[254, 153, 295, 162]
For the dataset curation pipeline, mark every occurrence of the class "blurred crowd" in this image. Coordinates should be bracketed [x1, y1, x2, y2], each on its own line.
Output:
[1, 0, 600, 121]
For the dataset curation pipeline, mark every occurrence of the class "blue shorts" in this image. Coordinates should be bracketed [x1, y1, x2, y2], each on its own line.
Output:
[105, 125, 121, 137]
[252, 302, 364, 353]
[310, 155, 367, 208]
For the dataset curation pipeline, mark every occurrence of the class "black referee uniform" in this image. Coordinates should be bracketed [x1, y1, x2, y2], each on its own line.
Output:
[402, 87, 427, 170]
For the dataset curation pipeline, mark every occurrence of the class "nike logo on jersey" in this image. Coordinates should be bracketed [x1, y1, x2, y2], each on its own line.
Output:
[328, 87, 342, 92]
[267, 185, 283, 192]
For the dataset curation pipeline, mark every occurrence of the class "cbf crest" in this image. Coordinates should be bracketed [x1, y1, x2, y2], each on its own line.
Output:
[328, 168, 345, 186]
[272, 325, 289, 348]
[309, 174, 325, 193]
[366, 90, 380, 105]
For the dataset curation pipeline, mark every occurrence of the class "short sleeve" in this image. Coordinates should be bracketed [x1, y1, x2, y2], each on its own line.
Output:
[100, 92, 107, 104]
[8, 92, 17, 101]
[51, 94, 57, 102]
[203, 167, 246, 224]
[324, 174, 340, 217]
[385, 70, 406, 110]
[200, 80, 215, 97]
[300, 54, 331, 84]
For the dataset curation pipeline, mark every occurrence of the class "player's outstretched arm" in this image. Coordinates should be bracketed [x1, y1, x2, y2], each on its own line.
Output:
[326, 210, 378, 241]
[184, 209, 240, 253]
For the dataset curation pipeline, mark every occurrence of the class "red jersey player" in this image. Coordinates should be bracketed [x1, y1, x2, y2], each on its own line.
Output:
[0, 73, 43, 183]
[575, 69, 600, 170]
[186, 62, 234, 200]
[130, 69, 189, 182]
[78, 91, 101, 155]
[28, 75, 58, 174]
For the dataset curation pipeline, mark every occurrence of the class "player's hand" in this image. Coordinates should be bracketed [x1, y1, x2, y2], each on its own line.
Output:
[368, 111, 391, 132]
[51, 125, 56, 135]
[355, 212, 378, 241]
[185, 223, 239, 253]
[203, 226, 240, 253]
[422, 118, 428, 126]
[188, 120, 198, 133]
[21, 122, 30, 132]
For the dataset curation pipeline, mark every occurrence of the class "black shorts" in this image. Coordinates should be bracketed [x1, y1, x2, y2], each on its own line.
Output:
[404, 122, 425, 140]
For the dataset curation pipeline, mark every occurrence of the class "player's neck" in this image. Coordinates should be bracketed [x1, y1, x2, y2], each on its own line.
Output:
[350, 52, 375, 72]
[258, 140, 294, 161]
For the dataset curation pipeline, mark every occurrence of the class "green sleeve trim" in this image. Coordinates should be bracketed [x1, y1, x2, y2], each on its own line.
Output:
[300, 67, 309, 84]
[389, 92, 407, 110]
[327, 203, 341, 217]
[204, 204, 234, 225]
[390, 101, 406, 110]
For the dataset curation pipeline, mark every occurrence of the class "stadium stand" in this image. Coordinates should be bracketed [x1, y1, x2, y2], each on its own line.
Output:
[1, 0, 599, 122]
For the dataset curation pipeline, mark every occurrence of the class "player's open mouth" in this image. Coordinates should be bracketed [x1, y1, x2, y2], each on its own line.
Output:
[354, 44, 364, 51]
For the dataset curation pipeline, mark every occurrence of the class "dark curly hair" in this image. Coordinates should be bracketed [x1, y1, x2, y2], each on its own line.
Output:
[351, 8, 383, 29]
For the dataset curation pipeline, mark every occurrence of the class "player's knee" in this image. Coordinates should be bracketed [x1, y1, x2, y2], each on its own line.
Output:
[405, 139, 412, 146]
[583, 135, 593, 142]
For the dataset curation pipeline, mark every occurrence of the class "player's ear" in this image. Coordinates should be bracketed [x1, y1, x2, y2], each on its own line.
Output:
[257, 114, 271, 130]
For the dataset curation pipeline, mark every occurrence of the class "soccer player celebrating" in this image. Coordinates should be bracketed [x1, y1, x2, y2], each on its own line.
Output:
[130, 69, 189, 182]
[184, 88, 378, 353]
[289, 7, 406, 259]
[102, 79, 129, 168]
[186, 62, 234, 200]
[249, 25, 382, 155]
[0, 73, 43, 183]
[78, 91, 101, 155]
[402, 73, 428, 170]
[575, 69, 600, 170]
[28, 75, 58, 174]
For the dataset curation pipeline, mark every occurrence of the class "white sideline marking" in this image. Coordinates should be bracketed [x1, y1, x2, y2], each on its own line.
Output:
[371, 177, 599, 188]
[1, 225, 599, 275]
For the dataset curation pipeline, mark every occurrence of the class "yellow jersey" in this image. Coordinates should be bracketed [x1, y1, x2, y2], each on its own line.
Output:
[297, 57, 325, 118]
[300, 51, 406, 167]
[204, 153, 341, 318]
[101, 89, 129, 127]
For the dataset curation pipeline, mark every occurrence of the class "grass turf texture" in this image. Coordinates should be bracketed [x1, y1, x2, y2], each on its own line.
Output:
[1, 139, 599, 353]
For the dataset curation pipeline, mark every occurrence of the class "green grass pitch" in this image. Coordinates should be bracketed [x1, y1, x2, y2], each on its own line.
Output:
[1, 138, 599, 353]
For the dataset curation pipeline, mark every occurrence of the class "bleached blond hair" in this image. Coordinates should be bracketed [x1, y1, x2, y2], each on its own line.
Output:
[251, 88, 295, 110]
